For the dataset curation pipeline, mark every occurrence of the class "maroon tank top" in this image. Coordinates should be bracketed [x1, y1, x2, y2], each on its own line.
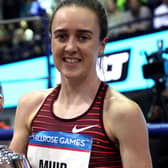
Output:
[31, 82, 123, 168]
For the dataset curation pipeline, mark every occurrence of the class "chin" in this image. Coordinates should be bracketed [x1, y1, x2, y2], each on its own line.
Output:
[63, 73, 81, 79]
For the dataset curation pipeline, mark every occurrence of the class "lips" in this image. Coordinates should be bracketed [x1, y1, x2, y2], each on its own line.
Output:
[63, 57, 81, 63]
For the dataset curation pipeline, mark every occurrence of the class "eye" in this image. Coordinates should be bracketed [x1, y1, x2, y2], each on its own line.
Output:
[54, 33, 68, 42]
[78, 34, 90, 42]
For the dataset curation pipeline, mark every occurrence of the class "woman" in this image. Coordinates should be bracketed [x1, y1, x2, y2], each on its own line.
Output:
[105, 0, 127, 37]
[9, 0, 152, 167]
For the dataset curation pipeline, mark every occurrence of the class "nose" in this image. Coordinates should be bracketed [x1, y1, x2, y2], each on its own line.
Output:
[65, 37, 77, 54]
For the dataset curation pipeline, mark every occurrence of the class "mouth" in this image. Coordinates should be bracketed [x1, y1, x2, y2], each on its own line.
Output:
[63, 58, 81, 63]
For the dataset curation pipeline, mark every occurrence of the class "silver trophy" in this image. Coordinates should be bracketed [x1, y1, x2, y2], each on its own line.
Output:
[0, 145, 31, 168]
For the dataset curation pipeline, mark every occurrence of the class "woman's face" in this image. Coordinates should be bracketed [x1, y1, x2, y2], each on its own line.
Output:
[51, 6, 106, 81]
[107, 0, 116, 14]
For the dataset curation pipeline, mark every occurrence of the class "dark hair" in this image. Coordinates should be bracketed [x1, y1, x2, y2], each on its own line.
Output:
[49, 0, 108, 41]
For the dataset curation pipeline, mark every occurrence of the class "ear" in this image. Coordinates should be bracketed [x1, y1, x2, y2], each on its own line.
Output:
[98, 37, 108, 56]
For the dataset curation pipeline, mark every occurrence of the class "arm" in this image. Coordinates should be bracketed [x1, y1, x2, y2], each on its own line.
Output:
[113, 101, 152, 168]
[104, 90, 152, 168]
[9, 94, 32, 155]
[9, 89, 48, 155]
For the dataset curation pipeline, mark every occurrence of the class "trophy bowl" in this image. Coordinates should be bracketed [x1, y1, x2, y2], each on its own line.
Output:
[0, 145, 31, 168]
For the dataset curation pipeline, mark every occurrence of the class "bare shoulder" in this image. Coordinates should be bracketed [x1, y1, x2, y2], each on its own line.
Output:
[9, 88, 55, 153]
[18, 88, 54, 110]
[104, 87, 142, 117]
[103, 87, 146, 140]
[16, 88, 54, 125]
[104, 87, 152, 168]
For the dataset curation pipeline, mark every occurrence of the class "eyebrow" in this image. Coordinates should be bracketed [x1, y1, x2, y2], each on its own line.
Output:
[53, 29, 93, 35]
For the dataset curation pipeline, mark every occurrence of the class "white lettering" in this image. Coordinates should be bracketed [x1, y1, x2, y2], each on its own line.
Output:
[33, 135, 59, 144]
[96, 52, 129, 81]
[59, 137, 85, 147]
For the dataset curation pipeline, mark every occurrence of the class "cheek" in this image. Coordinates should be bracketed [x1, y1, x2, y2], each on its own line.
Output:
[51, 41, 61, 61]
[85, 46, 100, 62]
[53, 56, 62, 72]
[51, 39, 56, 54]
[53, 52, 61, 62]
[86, 50, 98, 67]
[52, 48, 61, 68]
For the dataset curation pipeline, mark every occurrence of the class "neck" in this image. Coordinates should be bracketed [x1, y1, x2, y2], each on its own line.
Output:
[58, 76, 101, 105]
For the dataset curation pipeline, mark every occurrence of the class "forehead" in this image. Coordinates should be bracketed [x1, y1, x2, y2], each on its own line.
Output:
[52, 6, 99, 30]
